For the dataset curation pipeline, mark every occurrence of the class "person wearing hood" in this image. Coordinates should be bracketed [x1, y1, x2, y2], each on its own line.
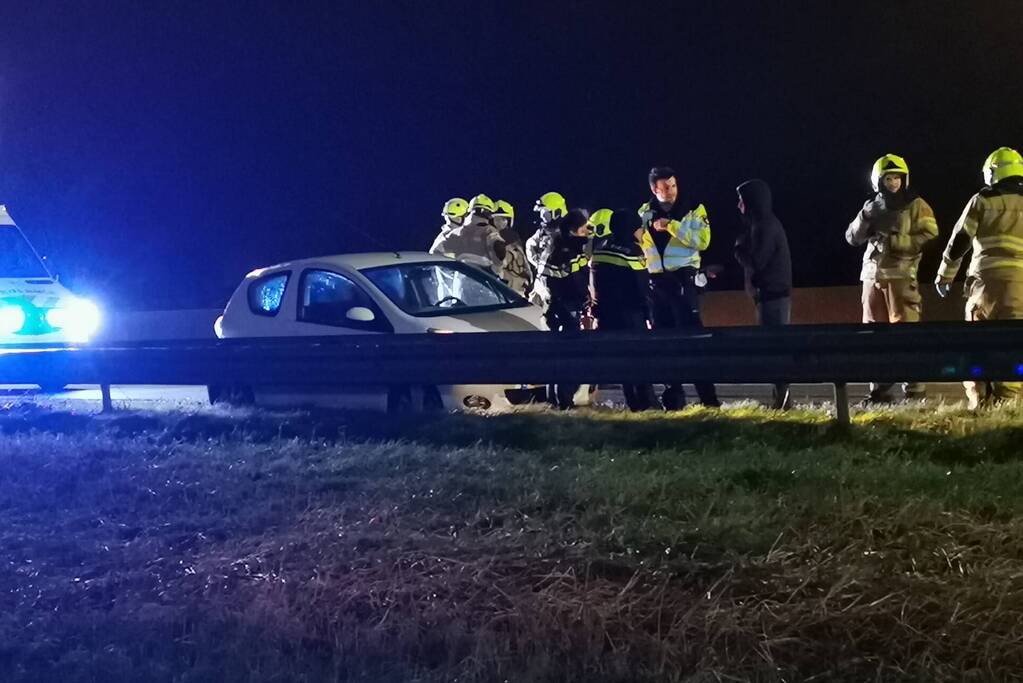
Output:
[734, 179, 793, 410]
[591, 208, 654, 411]
[639, 166, 721, 410]
[846, 154, 939, 404]
[544, 207, 591, 409]
[935, 147, 1023, 408]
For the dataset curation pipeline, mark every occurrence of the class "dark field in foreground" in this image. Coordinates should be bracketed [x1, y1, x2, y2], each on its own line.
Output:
[2, 403, 1023, 682]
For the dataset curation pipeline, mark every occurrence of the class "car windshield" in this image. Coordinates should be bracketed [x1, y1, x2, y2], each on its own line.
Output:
[0, 227, 50, 278]
[361, 261, 526, 317]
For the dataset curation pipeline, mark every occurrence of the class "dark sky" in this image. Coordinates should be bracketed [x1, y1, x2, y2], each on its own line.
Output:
[2, 1, 1022, 308]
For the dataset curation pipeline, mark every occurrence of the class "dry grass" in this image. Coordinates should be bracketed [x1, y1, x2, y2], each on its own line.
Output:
[2, 401, 1023, 681]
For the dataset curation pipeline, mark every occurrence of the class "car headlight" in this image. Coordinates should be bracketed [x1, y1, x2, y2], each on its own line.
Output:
[0, 304, 26, 335]
[45, 298, 101, 340]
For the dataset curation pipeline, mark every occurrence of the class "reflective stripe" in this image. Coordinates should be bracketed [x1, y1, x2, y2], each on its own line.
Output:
[977, 234, 1023, 253]
[973, 256, 1023, 271]
[592, 251, 646, 270]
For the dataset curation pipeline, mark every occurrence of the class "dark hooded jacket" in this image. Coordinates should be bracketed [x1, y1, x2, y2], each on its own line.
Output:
[591, 209, 650, 315]
[733, 179, 792, 302]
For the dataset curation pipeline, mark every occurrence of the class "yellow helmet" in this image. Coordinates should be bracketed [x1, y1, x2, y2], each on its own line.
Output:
[870, 154, 909, 192]
[494, 200, 514, 220]
[983, 147, 1023, 186]
[442, 197, 468, 220]
[467, 193, 497, 215]
[533, 191, 567, 220]
[588, 208, 613, 238]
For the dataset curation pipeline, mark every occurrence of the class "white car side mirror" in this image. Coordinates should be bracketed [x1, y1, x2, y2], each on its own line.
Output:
[346, 306, 376, 322]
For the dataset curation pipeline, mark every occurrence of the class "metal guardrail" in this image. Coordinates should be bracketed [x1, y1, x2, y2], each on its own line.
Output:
[1, 320, 1022, 422]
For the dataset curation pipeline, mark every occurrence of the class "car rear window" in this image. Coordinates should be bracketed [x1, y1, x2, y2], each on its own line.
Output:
[247, 272, 289, 316]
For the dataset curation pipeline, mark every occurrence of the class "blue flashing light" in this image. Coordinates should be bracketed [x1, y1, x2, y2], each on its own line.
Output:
[1016, 363, 1023, 377]
[970, 366, 983, 378]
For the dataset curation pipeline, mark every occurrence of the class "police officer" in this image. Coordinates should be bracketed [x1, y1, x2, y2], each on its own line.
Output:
[639, 166, 720, 409]
[936, 147, 1023, 408]
[591, 209, 654, 411]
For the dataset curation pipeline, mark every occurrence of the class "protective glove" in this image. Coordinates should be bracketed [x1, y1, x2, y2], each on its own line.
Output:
[935, 281, 951, 298]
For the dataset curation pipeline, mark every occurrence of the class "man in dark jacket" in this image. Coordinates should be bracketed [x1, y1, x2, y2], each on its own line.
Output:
[591, 209, 654, 411]
[734, 179, 793, 410]
[544, 208, 591, 409]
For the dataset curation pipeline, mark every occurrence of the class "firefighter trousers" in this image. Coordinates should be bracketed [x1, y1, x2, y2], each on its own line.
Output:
[862, 278, 924, 399]
[964, 278, 1023, 408]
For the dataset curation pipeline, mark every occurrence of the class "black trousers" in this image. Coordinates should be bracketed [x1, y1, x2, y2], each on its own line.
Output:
[756, 296, 792, 410]
[649, 269, 720, 409]
[544, 302, 581, 409]
[595, 305, 655, 411]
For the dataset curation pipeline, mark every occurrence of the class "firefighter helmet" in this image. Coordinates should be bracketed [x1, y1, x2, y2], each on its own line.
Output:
[983, 147, 1023, 186]
[588, 208, 613, 238]
[533, 191, 567, 220]
[870, 154, 909, 192]
[467, 194, 497, 216]
[494, 199, 514, 220]
[441, 197, 468, 221]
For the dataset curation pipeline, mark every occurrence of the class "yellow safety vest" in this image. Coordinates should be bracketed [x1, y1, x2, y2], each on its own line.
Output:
[637, 202, 710, 273]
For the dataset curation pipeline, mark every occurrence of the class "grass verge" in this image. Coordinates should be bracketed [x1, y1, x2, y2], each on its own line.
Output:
[2, 402, 1023, 681]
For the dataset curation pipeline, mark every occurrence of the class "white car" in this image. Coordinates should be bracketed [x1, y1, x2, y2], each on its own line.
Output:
[213, 251, 588, 412]
[0, 205, 101, 350]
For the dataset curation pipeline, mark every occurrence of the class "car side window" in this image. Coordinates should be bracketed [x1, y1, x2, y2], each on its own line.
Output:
[298, 269, 391, 332]
[247, 272, 290, 317]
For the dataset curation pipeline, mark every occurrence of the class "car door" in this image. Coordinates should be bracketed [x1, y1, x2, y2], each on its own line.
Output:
[287, 268, 393, 336]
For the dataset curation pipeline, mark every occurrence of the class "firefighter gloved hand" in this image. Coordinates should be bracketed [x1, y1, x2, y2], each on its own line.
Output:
[935, 281, 951, 298]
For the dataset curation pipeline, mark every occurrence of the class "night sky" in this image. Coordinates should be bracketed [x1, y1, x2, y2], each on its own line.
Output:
[2, 1, 1022, 309]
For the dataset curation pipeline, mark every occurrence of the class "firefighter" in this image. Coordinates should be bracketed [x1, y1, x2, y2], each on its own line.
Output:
[430, 194, 506, 276]
[591, 208, 654, 411]
[493, 199, 532, 297]
[639, 166, 720, 409]
[526, 191, 568, 308]
[544, 208, 590, 409]
[846, 154, 939, 404]
[429, 197, 469, 254]
[935, 146, 1023, 408]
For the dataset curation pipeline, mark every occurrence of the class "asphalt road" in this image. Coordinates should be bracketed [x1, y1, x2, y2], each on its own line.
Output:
[0, 383, 971, 412]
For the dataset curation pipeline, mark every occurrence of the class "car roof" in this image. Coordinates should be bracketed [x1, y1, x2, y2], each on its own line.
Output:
[248, 251, 455, 277]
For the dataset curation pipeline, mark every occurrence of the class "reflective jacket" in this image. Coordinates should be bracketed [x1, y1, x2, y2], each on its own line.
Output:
[637, 199, 710, 273]
[938, 179, 1023, 283]
[546, 231, 590, 312]
[525, 221, 558, 306]
[591, 234, 648, 314]
[845, 194, 938, 281]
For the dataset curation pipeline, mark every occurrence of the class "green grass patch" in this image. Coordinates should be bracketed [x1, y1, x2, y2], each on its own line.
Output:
[2, 402, 1023, 680]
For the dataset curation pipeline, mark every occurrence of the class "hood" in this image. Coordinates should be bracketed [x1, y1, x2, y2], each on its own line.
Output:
[418, 304, 545, 333]
[736, 179, 773, 221]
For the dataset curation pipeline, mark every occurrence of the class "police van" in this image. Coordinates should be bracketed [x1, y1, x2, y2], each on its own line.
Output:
[0, 205, 100, 345]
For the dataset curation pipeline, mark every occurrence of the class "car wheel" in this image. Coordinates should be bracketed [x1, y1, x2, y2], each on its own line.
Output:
[208, 384, 254, 406]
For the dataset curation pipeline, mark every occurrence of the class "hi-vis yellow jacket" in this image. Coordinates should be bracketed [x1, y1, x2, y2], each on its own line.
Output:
[938, 182, 1023, 283]
[637, 202, 710, 273]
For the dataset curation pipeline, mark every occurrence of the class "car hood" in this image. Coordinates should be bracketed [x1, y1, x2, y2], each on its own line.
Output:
[405, 304, 546, 333]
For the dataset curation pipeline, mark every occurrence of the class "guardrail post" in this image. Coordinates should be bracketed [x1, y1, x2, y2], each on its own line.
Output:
[833, 382, 849, 426]
[100, 384, 113, 413]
